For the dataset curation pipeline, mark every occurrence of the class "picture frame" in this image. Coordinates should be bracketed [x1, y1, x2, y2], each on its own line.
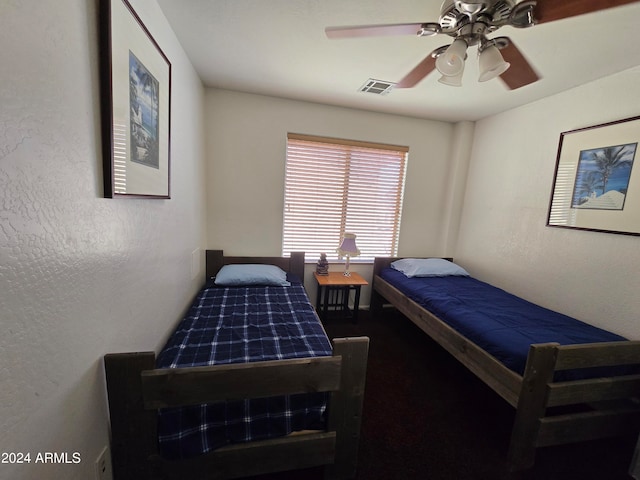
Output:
[547, 115, 639, 236]
[100, 0, 171, 198]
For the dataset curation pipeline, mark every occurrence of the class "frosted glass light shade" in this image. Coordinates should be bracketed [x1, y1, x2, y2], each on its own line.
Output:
[478, 45, 510, 82]
[435, 39, 467, 77]
[438, 72, 463, 87]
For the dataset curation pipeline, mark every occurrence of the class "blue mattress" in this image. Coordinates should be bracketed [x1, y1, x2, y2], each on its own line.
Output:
[380, 267, 628, 376]
[156, 278, 332, 459]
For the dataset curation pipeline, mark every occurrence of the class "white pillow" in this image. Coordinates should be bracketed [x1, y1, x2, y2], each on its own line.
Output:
[390, 258, 469, 278]
[214, 264, 290, 286]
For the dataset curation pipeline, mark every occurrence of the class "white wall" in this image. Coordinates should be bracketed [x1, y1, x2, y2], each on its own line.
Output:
[205, 89, 460, 302]
[0, 1, 206, 479]
[456, 66, 640, 339]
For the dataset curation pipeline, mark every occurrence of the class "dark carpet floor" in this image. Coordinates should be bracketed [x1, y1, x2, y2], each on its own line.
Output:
[246, 308, 637, 480]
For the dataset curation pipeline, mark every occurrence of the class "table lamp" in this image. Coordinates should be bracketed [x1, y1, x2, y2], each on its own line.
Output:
[336, 233, 360, 276]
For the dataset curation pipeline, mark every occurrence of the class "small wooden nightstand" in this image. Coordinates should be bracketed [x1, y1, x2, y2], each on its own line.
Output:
[314, 271, 368, 323]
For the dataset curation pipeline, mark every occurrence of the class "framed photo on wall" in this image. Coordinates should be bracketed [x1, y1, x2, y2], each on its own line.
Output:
[100, 0, 171, 198]
[547, 116, 639, 236]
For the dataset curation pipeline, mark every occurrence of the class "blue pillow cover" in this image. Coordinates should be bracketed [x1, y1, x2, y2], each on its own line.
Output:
[390, 258, 469, 278]
[214, 264, 291, 286]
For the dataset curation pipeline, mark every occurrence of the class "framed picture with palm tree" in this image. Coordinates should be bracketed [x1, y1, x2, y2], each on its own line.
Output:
[100, 0, 171, 198]
[547, 115, 639, 236]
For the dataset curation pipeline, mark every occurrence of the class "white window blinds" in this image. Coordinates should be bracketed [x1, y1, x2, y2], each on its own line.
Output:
[283, 133, 408, 261]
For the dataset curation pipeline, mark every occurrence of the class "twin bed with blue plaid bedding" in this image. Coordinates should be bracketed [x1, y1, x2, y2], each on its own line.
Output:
[155, 280, 332, 459]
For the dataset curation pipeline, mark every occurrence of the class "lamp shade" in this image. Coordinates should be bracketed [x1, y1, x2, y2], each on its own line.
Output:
[435, 38, 467, 77]
[438, 72, 463, 87]
[337, 233, 360, 257]
[478, 45, 510, 82]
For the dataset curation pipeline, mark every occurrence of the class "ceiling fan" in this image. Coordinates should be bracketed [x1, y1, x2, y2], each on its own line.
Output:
[325, 0, 639, 89]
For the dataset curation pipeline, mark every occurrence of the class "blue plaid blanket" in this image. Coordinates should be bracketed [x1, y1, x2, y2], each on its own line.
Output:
[156, 281, 332, 459]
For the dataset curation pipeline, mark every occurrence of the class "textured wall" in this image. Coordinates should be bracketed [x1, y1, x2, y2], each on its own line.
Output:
[456, 66, 640, 339]
[0, 1, 206, 478]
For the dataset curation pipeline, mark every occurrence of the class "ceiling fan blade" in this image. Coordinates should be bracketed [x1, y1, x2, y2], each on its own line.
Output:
[325, 23, 425, 39]
[534, 0, 639, 24]
[499, 40, 540, 90]
[396, 52, 437, 88]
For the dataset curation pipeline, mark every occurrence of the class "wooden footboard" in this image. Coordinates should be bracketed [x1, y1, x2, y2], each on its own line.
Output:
[509, 341, 640, 470]
[105, 336, 369, 480]
[372, 256, 640, 471]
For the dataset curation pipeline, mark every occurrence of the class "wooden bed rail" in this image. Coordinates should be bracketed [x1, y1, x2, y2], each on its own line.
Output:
[508, 341, 640, 471]
[141, 356, 343, 408]
[371, 271, 522, 406]
[148, 433, 337, 479]
[326, 337, 370, 479]
[104, 336, 369, 480]
[555, 341, 640, 370]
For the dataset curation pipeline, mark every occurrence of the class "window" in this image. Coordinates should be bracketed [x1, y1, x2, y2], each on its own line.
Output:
[283, 133, 408, 262]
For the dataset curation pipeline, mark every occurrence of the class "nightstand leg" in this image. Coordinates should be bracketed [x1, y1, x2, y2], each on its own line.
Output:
[323, 286, 329, 322]
[342, 287, 349, 319]
[353, 286, 361, 323]
[316, 283, 321, 313]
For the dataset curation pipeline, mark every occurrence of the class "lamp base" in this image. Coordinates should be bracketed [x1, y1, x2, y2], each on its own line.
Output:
[343, 255, 352, 276]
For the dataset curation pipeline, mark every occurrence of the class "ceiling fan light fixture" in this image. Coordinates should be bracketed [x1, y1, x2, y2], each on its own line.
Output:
[435, 38, 468, 77]
[438, 72, 463, 87]
[478, 44, 510, 82]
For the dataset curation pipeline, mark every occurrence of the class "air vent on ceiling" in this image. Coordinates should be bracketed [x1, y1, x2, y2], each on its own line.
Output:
[359, 79, 395, 95]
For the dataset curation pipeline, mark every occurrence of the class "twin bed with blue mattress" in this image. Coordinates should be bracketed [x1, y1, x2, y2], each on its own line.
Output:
[371, 256, 640, 471]
[104, 250, 369, 480]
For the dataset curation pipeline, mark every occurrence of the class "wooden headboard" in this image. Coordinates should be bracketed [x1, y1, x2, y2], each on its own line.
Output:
[205, 250, 306, 280]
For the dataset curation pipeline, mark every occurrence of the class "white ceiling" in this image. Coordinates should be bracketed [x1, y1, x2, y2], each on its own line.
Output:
[156, 0, 640, 122]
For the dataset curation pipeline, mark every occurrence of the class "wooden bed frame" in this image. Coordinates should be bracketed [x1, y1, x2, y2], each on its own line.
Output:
[104, 250, 369, 480]
[371, 256, 640, 471]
